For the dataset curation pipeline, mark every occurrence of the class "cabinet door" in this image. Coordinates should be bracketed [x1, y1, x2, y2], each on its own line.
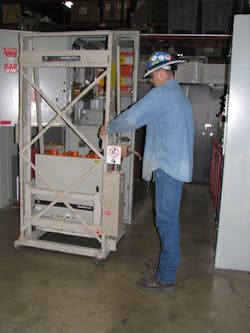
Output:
[183, 84, 223, 184]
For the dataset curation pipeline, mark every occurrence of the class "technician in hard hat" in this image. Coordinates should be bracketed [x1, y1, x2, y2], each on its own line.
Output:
[99, 51, 194, 292]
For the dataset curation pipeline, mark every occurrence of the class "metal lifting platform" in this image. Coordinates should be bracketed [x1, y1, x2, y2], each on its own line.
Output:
[14, 30, 140, 260]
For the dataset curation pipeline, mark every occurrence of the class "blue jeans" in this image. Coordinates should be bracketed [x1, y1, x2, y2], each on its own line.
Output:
[154, 169, 183, 284]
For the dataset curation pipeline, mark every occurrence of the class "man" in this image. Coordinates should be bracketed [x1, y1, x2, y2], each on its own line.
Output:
[99, 51, 194, 292]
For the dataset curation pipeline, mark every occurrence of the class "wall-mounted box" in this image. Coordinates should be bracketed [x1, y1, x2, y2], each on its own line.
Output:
[70, 1, 100, 23]
[176, 63, 226, 85]
[201, 0, 233, 34]
[103, 0, 128, 22]
[168, 0, 199, 33]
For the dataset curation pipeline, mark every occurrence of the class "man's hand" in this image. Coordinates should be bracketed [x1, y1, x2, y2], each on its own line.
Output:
[98, 125, 107, 138]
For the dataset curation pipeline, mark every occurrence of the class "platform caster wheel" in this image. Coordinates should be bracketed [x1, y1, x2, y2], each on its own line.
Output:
[93, 257, 104, 265]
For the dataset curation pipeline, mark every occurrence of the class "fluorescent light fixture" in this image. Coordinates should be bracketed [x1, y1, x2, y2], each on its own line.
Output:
[63, 1, 74, 8]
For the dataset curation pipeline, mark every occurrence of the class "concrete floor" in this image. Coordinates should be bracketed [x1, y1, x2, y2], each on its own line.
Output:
[0, 184, 249, 333]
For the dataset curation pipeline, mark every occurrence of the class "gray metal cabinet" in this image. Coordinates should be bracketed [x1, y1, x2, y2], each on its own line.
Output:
[215, 15, 250, 271]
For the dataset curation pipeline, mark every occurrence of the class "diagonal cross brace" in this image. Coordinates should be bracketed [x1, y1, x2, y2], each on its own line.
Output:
[20, 68, 108, 160]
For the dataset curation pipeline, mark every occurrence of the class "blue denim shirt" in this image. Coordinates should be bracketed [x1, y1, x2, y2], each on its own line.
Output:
[107, 78, 194, 182]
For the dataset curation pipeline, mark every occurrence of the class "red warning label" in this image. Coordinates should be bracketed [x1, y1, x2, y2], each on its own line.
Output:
[4, 47, 17, 57]
[0, 120, 12, 125]
[3, 63, 18, 73]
